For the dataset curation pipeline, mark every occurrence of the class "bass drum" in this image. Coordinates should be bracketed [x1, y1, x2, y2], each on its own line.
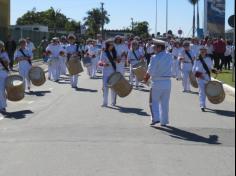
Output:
[66, 56, 84, 75]
[29, 66, 46, 86]
[132, 62, 147, 82]
[205, 81, 225, 104]
[189, 72, 198, 88]
[107, 72, 133, 98]
[5, 75, 25, 102]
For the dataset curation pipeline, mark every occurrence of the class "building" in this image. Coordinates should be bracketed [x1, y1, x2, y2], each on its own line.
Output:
[11, 24, 49, 32]
[0, 0, 10, 41]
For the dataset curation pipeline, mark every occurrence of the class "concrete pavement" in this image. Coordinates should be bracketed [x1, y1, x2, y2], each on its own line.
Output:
[0, 62, 235, 176]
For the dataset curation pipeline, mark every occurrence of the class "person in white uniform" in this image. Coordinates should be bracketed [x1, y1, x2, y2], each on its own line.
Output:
[59, 36, 68, 76]
[99, 39, 117, 107]
[46, 37, 63, 82]
[171, 41, 183, 80]
[192, 46, 215, 112]
[190, 38, 200, 58]
[0, 41, 10, 113]
[114, 35, 128, 75]
[66, 34, 80, 88]
[88, 40, 99, 79]
[179, 41, 195, 93]
[26, 37, 36, 56]
[127, 40, 145, 88]
[14, 39, 32, 91]
[145, 39, 172, 126]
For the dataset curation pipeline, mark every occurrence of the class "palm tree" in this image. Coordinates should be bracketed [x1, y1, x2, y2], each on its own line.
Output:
[188, 0, 199, 37]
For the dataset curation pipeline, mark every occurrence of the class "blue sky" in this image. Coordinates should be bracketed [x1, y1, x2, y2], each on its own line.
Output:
[11, 0, 234, 36]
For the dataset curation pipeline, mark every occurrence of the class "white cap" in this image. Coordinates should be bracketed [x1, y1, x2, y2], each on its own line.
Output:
[152, 39, 166, 46]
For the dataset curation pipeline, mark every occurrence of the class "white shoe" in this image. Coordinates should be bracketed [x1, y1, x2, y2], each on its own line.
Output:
[101, 104, 108, 107]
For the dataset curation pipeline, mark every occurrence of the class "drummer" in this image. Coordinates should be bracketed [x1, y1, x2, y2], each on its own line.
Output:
[14, 39, 33, 92]
[114, 35, 128, 75]
[87, 39, 99, 79]
[99, 39, 117, 107]
[59, 36, 68, 76]
[66, 34, 80, 89]
[144, 39, 172, 127]
[127, 40, 145, 88]
[179, 41, 195, 93]
[46, 37, 64, 82]
[0, 41, 9, 113]
[192, 46, 214, 112]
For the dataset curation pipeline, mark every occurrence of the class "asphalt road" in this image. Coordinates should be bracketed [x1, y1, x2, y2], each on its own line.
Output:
[0, 62, 235, 176]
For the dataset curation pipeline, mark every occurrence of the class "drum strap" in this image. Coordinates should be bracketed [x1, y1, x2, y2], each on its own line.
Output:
[132, 50, 140, 61]
[199, 57, 211, 79]
[0, 58, 9, 72]
[185, 51, 193, 65]
[19, 49, 32, 65]
[105, 50, 116, 71]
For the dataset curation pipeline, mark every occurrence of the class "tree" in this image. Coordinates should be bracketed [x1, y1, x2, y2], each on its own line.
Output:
[132, 21, 150, 38]
[16, 7, 81, 34]
[188, 0, 199, 37]
[83, 8, 110, 37]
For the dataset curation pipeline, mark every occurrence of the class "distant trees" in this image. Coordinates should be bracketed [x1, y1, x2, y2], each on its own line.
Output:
[132, 21, 150, 38]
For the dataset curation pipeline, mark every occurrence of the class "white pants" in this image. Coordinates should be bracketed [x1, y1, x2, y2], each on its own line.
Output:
[71, 74, 78, 87]
[197, 78, 208, 108]
[19, 65, 31, 90]
[172, 59, 181, 79]
[50, 60, 60, 81]
[129, 65, 139, 87]
[181, 63, 192, 91]
[151, 80, 171, 125]
[59, 56, 67, 75]
[91, 58, 97, 78]
[103, 74, 117, 105]
[0, 70, 8, 109]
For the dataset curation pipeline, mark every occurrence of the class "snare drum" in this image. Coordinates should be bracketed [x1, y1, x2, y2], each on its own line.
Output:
[205, 81, 225, 104]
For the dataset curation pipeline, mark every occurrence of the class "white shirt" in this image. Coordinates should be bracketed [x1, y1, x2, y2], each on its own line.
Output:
[66, 44, 78, 55]
[0, 51, 9, 70]
[225, 45, 233, 56]
[179, 50, 195, 63]
[46, 44, 64, 58]
[100, 51, 116, 75]
[26, 42, 36, 53]
[190, 44, 200, 57]
[205, 44, 214, 55]
[172, 47, 184, 58]
[192, 57, 213, 81]
[115, 44, 128, 61]
[147, 51, 172, 82]
[14, 48, 32, 69]
[127, 49, 143, 66]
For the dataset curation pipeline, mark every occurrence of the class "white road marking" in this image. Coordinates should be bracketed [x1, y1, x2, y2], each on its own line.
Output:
[0, 115, 4, 121]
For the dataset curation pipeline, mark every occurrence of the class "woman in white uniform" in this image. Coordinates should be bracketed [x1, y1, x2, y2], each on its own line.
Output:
[179, 41, 195, 93]
[99, 39, 117, 107]
[0, 41, 10, 113]
[192, 46, 214, 112]
[66, 34, 80, 88]
[14, 39, 32, 91]
[127, 40, 144, 88]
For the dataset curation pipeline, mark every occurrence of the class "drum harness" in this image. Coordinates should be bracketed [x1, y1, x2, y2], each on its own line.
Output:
[0, 57, 9, 72]
[19, 49, 32, 65]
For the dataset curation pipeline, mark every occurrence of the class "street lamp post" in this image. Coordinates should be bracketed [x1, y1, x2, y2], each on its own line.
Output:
[101, 2, 105, 39]
[131, 17, 134, 32]
[155, 0, 157, 37]
[166, 0, 169, 33]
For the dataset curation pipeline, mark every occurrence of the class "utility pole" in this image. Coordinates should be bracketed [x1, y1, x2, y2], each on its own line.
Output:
[131, 17, 134, 33]
[166, 0, 169, 33]
[155, 0, 158, 37]
[101, 2, 105, 39]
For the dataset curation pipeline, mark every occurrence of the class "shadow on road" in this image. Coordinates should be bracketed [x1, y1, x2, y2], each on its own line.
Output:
[109, 106, 150, 117]
[75, 88, 98, 93]
[152, 126, 221, 145]
[2, 110, 34, 120]
[205, 108, 235, 118]
[25, 91, 51, 97]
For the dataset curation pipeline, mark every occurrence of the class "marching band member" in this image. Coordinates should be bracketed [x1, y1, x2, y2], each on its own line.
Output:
[128, 40, 144, 88]
[171, 41, 183, 80]
[14, 39, 32, 91]
[190, 38, 200, 58]
[99, 39, 117, 107]
[46, 37, 63, 82]
[59, 36, 68, 76]
[114, 35, 128, 75]
[66, 34, 80, 88]
[0, 41, 9, 113]
[88, 40, 99, 79]
[179, 41, 195, 93]
[145, 39, 155, 66]
[144, 39, 172, 126]
[192, 46, 215, 112]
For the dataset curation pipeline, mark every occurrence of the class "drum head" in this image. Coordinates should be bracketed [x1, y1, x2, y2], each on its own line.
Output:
[29, 67, 44, 80]
[107, 72, 122, 86]
[206, 81, 223, 97]
[133, 62, 146, 69]
[6, 75, 24, 87]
